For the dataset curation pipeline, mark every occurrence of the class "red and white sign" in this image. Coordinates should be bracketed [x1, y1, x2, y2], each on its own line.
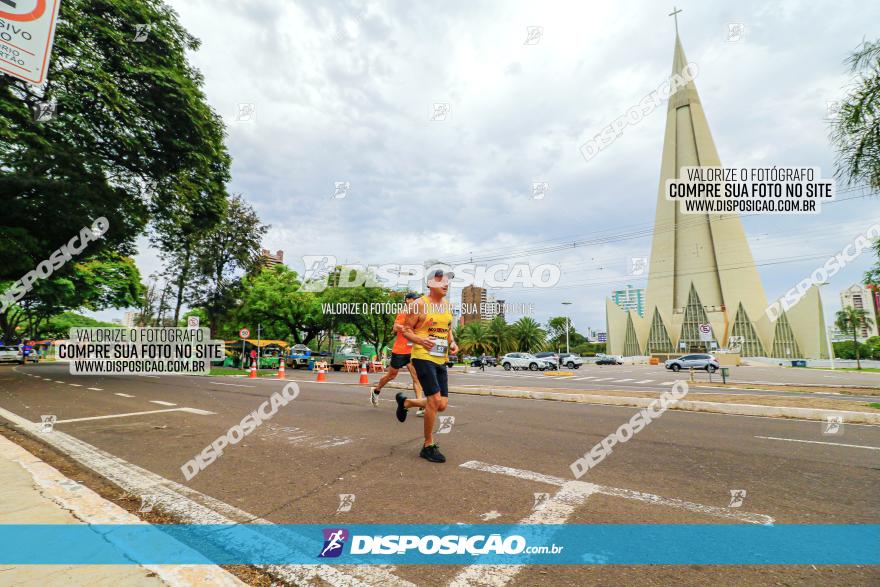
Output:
[0, 0, 62, 84]
[698, 323, 712, 342]
[239, 328, 250, 339]
[187, 316, 200, 330]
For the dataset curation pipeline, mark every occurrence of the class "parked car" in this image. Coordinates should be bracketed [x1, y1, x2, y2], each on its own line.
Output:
[664, 353, 720, 373]
[595, 355, 624, 365]
[470, 355, 497, 367]
[534, 352, 560, 369]
[558, 352, 584, 369]
[0, 345, 24, 365]
[500, 352, 554, 371]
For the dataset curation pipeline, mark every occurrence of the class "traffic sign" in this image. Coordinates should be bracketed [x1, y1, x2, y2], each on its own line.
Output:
[239, 328, 250, 339]
[0, 0, 63, 84]
[698, 323, 712, 342]
[187, 316, 200, 330]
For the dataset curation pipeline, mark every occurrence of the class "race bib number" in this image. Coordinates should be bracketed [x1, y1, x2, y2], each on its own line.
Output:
[428, 337, 448, 357]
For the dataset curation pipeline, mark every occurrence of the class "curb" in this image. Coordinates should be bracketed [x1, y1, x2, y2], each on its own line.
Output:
[386, 382, 880, 424]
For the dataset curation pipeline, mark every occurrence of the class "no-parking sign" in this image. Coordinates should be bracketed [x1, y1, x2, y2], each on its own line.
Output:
[698, 323, 712, 342]
[0, 0, 62, 84]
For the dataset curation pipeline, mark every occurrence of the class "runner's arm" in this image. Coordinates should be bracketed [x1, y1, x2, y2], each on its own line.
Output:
[401, 301, 434, 350]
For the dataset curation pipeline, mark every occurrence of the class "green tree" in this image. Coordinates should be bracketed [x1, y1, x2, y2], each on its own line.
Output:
[835, 306, 874, 369]
[0, 252, 142, 341]
[0, 0, 230, 281]
[485, 316, 515, 357]
[38, 312, 119, 339]
[459, 321, 490, 356]
[235, 265, 325, 344]
[189, 195, 267, 334]
[510, 317, 546, 353]
[831, 38, 880, 190]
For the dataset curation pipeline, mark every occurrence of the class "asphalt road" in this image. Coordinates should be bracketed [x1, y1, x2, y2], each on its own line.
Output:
[1, 363, 878, 586]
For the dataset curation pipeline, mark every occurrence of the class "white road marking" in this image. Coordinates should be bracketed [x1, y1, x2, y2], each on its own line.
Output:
[150, 400, 177, 406]
[574, 376, 595, 380]
[450, 469, 600, 586]
[459, 461, 774, 526]
[208, 381, 255, 388]
[114, 393, 135, 398]
[614, 378, 633, 382]
[0, 434, 246, 586]
[592, 377, 614, 382]
[635, 379, 654, 383]
[660, 381, 675, 385]
[52, 407, 215, 424]
[68, 383, 82, 387]
[755, 436, 880, 451]
[87, 387, 103, 391]
[0, 404, 414, 587]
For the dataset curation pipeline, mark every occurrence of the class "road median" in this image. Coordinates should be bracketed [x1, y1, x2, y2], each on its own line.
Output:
[386, 382, 880, 424]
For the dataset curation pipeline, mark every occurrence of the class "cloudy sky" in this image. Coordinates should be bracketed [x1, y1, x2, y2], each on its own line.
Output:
[119, 0, 879, 334]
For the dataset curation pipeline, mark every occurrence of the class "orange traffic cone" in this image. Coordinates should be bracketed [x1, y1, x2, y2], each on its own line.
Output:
[359, 362, 369, 385]
[277, 360, 285, 379]
[316, 367, 326, 382]
[249, 363, 257, 379]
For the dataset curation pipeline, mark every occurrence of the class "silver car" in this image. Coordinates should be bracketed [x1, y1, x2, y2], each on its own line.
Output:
[664, 353, 720, 373]
[0, 345, 24, 365]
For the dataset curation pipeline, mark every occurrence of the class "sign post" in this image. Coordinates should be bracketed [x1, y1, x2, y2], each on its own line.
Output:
[239, 328, 250, 369]
[0, 0, 63, 84]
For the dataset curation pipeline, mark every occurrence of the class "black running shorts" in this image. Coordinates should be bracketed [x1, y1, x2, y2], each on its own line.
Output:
[411, 358, 449, 397]
[389, 353, 411, 369]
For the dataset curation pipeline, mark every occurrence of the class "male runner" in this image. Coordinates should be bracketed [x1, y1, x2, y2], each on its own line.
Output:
[395, 269, 458, 463]
[370, 292, 424, 415]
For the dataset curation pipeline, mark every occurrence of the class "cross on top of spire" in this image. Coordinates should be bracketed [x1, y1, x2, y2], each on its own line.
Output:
[668, 6, 682, 36]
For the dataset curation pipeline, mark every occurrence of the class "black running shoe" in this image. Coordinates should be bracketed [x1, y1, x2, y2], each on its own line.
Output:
[419, 444, 446, 463]
[395, 392, 408, 422]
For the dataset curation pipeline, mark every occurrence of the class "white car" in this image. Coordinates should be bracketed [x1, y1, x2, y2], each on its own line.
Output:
[0, 345, 24, 365]
[500, 353, 554, 371]
[558, 353, 585, 369]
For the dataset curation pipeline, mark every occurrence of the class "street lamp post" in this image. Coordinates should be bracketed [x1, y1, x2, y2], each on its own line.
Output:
[817, 282, 835, 370]
[562, 302, 572, 354]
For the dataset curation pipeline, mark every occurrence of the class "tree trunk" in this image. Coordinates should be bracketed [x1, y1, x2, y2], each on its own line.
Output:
[173, 247, 191, 324]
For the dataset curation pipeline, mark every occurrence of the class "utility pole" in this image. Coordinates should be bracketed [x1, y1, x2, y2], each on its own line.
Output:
[562, 302, 572, 354]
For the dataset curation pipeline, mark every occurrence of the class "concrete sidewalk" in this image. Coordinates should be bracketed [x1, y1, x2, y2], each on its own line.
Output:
[0, 434, 245, 587]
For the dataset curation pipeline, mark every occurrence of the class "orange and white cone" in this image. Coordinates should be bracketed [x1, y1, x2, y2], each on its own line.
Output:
[359, 362, 369, 385]
[277, 360, 285, 379]
[249, 363, 257, 379]
[316, 366, 326, 382]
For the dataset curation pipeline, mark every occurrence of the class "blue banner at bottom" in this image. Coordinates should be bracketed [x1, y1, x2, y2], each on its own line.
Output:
[1, 524, 877, 565]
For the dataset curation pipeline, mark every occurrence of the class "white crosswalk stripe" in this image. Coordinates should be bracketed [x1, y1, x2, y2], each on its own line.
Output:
[614, 378, 633, 382]
[660, 381, 675, 385]
[593, 377, 614, 381]
[635, 379, 654, 383]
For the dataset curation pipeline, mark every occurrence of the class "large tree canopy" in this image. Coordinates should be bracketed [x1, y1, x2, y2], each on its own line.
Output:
[0, 0, 230, 280]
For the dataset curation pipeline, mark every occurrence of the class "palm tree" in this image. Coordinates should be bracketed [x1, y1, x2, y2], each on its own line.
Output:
[485, 316, 514, 358]
[510, 317, 546, 353]
[831, 38, 880, 191]
[459, 321, 490, 356]
[835, 307, 874, 369]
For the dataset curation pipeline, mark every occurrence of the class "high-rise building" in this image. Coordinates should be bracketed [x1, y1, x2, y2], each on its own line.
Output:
[122, 311, 139, 328]
[460, 285, 486, 325]
[484, 296, 505, 321]
[840, 284, 880, 340]
[611, 286, 645, 317]
[606, 27, 827, 358]
[259, 249, 284, 269]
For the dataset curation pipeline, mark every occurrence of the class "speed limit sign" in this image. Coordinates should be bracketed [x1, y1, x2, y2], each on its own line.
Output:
[239, 328, 250, 339]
